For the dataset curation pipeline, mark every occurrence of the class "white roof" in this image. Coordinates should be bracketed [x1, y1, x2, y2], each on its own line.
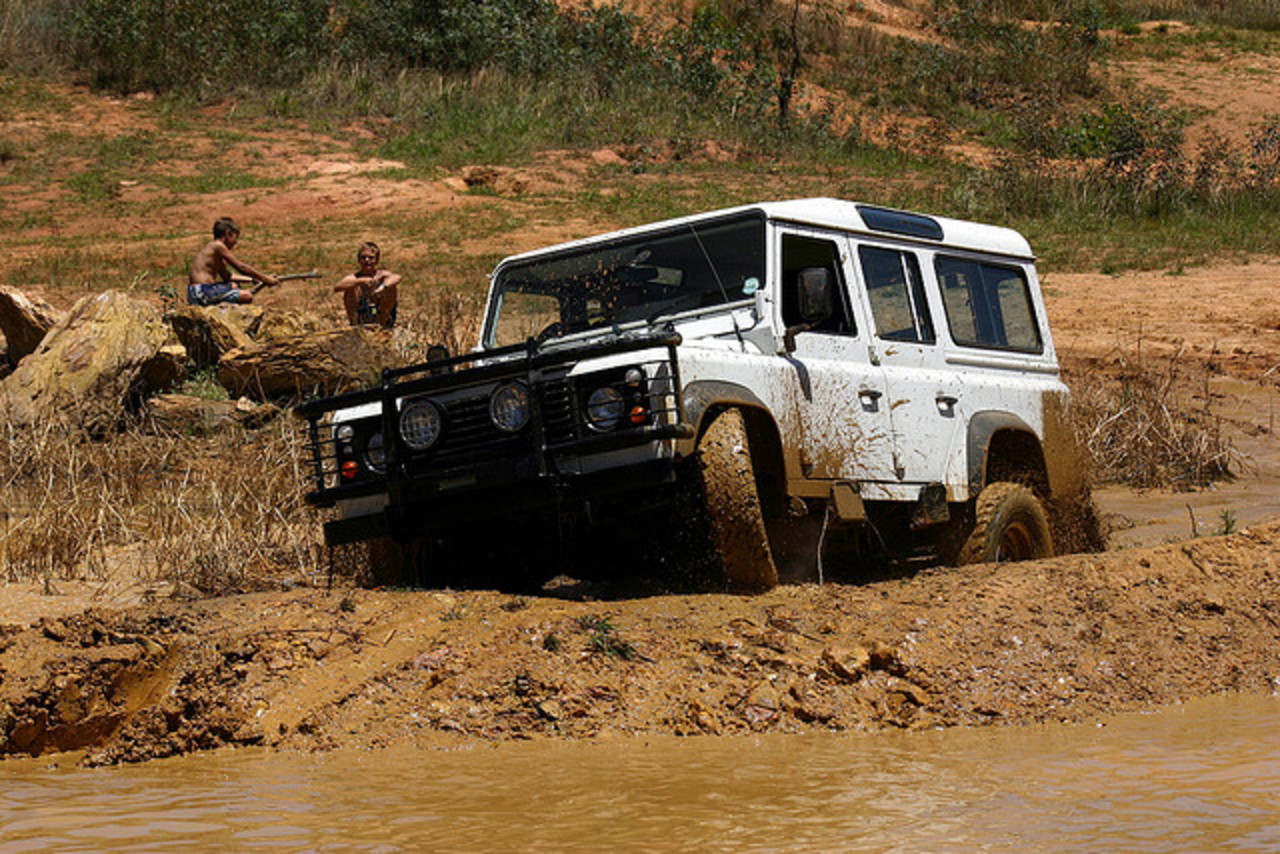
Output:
[497, 197, 1034, 265]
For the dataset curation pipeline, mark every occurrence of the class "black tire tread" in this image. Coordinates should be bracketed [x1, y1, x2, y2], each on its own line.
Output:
[955, 481, 1053, 565]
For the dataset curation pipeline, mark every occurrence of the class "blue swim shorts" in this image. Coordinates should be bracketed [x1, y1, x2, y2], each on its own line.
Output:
[187, 282, 242, 306]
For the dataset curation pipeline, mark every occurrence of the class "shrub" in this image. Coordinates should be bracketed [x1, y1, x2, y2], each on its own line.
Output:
[1066, 346, 1239, 491]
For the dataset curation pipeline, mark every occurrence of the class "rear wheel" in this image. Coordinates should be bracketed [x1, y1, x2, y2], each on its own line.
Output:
[697, 408, 780, 592]
[954, 481, 1053, 565]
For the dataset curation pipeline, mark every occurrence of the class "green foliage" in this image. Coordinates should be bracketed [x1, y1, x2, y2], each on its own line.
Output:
[576, 614, 636, 660]
[177, 368, 229, 402]
[70, 0, 330, 94]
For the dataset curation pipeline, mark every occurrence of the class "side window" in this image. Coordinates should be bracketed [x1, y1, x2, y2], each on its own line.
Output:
[781, 234, 854, 334]
[858, 245, 934, 344]
[935, 256, 1043, 352]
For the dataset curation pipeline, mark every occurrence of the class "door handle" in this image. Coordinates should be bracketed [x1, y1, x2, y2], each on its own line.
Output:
[859, 387, 883, 401]
[936, 394, 958, 406]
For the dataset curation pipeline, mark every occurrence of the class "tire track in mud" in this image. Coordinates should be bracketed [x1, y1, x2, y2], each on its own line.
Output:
[1, 522, 1278, 765]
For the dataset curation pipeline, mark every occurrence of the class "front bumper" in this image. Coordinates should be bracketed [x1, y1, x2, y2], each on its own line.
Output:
[323, 455, 682, 546]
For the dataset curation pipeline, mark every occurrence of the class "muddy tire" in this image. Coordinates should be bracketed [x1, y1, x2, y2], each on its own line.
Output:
[697, 408, 780, 592]
[365, 536, 405, 586]
[955, 482, 1053, 565]
[366, 536, 437, 587]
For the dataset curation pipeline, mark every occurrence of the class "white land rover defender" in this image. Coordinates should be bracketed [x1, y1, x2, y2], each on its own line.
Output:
[298, 198, 1091, 590]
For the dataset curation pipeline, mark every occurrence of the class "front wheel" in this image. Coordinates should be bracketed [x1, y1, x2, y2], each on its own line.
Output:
[697, 408, 780, 592]
[954, 482, 1053, 565]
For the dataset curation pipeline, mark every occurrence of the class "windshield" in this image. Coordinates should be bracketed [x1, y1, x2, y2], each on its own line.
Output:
[486, 214, 765, 348]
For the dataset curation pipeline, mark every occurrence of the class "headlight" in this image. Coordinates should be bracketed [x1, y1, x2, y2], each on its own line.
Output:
[586, 386, 624, 432]
[334, 423, 355, 443]
[400, 399, 443, 451]
[364, 432, 386, 472]
[490, 381, 531, 433]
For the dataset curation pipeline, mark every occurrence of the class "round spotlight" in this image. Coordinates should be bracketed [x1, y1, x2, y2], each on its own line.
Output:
[400, 399, 443, 451]
[490, 381, 531, 433]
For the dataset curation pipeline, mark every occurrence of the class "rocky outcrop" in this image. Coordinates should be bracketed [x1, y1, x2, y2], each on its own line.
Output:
[144, 393, 236, 434]
[217, 327, 395, 399]
[0, 285, 64, 364]
[254, 310, 331, 342]
[0, 290, 175, 429]
[167, 305, 257, 369]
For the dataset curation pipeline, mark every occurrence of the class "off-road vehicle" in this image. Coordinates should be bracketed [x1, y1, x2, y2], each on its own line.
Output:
[298, 198, 1090, 589]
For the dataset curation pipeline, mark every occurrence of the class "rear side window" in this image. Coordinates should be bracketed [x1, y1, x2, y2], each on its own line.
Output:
[935, 257, 1042, 353]
[859, 245, 934, 344]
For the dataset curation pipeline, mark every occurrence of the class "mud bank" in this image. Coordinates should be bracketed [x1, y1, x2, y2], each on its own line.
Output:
[2, 521, 1278, 766]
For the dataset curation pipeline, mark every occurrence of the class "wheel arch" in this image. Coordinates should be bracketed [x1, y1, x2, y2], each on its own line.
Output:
[966, 412, 1050, 497]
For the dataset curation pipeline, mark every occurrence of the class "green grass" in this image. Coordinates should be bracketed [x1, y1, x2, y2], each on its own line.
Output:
[153, 171, 287, 195]
[176, 368, 229, 402]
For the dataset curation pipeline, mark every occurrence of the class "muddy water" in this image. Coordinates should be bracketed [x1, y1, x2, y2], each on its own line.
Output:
[3, 694, 1277, 852]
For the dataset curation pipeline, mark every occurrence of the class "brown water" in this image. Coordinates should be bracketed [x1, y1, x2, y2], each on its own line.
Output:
[3, 694, 1277, 852]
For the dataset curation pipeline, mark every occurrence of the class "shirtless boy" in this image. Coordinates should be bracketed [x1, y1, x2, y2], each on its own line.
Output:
[333, 241, 401, 328]
[187, 217, 279, 306]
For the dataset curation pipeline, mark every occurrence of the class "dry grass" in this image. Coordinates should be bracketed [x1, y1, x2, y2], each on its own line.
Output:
[394, 289, 484, 363]
[0, 290, 486, 596]
[1066, 344, 1241, 490]
[0, 415, 327, 595]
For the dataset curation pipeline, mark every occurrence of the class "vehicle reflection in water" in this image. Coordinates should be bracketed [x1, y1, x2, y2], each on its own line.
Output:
[2, 693, 1277, 852]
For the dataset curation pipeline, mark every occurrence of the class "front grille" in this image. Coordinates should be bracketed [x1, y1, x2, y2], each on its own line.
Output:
[541, 378, 576, 446]
[298, 329, 685, 506]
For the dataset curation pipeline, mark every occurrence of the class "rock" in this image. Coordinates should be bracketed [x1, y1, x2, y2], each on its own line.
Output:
[0, 291, 173, 429]
[868, 641, 906, 676]
[741, 681, 781, 724]
[167, 305, 256, 369]
[232, 398, 282, 430]
[0, 285, 63, 363]
[822, 645, 871, 682]
[140, 343, 189, 392]
[217, 326, 396, 400]
[145, 393, 235, 434]
[254, 310, 330, 342]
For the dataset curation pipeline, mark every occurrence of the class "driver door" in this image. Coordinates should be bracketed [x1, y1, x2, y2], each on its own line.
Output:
[777, 227, 899, 485]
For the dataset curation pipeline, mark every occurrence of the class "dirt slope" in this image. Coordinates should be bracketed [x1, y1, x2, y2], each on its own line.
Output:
[2, 520, 1277, 765]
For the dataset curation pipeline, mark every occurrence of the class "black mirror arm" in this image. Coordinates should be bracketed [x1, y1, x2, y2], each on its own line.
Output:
[783, 321, 816, 353]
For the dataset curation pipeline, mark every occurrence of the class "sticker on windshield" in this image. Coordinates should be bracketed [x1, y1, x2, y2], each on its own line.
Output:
[742, 277, 760, 295]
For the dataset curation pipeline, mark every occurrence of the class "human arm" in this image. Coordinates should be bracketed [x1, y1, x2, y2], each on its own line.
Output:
[218, 244, 278, 287]
[334, 273, 374, 293]
[372, 270, 402, 291]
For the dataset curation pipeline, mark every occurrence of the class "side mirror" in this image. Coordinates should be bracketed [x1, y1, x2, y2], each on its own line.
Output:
[427, 343, 451, 375]
[797, 267, 833, 324]
[783, 267, 834, 353]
